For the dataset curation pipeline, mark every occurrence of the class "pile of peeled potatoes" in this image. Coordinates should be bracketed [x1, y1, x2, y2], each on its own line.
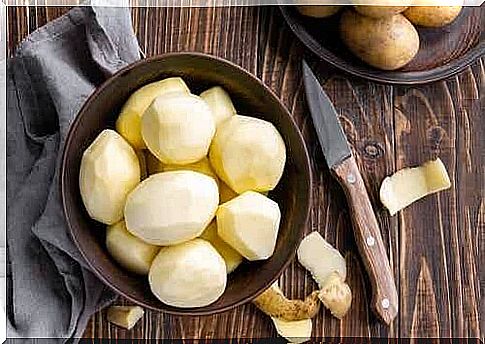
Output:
[79, 77, 287, 308]
[296, 0, 464, 70]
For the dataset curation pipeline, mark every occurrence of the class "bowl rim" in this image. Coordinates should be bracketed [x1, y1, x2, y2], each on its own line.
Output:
[280, 6, 485, 85]
[60, 51, 313, 315]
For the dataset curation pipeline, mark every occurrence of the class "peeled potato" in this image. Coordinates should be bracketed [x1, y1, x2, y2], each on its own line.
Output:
[107, 306, 144, 330]
[404, 2, 462, 27]
[217, 191, 281, 261]
[296, 5, 343, 18]
[141, 93, 216, 165]
[297, 231, 347, 288]
[200, 221, 243, 274]
[380, 158, 451, 215]
[200, 86, 236, 127]
[209, 115, 286, 194]
[124, 171, 219, 246]
[106, 221, 159, 275]
[145, 151, 217, 182]
[272, 317, 312, 344]
[163, 157, 219, 184]
[149, 238, 227, 308]
[146, 154, 218, 184]
[79, 129, 140, 225]
[115, 77, 190, 149]
[340, 10, 419, 71]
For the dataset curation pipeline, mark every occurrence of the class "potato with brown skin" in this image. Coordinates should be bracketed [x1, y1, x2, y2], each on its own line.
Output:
[340, 10, 419, 71]
[296, 5, 343, 18]
[354, 6, 408, 18]
[404, 3, 462, 28]
[294, 0, 342, 18]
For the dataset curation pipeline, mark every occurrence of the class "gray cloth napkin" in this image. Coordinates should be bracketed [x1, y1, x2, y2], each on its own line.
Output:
[7, 5, 140, 341]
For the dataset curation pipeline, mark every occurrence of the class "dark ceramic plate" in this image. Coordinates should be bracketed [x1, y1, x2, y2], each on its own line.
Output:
[60, 52, 312, 315]
[280, 5, 485, 84]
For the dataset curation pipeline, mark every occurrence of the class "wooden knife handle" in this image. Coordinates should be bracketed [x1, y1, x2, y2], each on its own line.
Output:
[331, 156, 398, 325]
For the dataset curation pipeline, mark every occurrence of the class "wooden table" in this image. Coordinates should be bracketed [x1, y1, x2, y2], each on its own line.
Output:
[8, 5, 484, 342]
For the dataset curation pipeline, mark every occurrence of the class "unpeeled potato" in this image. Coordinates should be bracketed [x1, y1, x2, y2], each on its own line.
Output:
[354, 6, 408, 18]
[352, 0, 408, 18]
[293, 0, 343, 18]
[404, 1, 462, 27]
[340, 10, 419, 71]
[296, 5, 343, 18]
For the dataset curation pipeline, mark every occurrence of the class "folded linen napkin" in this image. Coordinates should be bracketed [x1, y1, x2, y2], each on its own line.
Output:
[7, 5, 140, 341]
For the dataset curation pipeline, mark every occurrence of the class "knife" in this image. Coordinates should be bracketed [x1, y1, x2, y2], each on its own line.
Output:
[302, 61, 398, 325]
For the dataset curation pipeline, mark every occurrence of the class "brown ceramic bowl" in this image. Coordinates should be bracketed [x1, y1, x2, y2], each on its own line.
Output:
[281, 5, 485, 84]
[60, 52, 311, 315]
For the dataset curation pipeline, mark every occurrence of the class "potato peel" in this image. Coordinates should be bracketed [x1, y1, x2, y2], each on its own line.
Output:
[380, 158, 451, 215]
[252, 283, 321, 321]
[107, 306, 144, 330]
[297, 232, 352, 319]
[297, 231, 347, 289]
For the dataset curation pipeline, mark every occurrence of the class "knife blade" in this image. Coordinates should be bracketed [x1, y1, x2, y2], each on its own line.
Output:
[302, 62, 351, 170]
[302, 60, 398, 325]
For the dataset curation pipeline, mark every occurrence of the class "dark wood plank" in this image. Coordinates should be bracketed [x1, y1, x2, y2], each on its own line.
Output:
[394, 57, 484, 339]
[6, 4, 484, 342]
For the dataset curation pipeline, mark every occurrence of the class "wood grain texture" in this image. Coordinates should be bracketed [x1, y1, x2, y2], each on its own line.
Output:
[7, 5, 484, 342]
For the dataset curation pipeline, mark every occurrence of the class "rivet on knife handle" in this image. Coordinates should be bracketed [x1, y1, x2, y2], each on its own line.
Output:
[332, 156, 398, 324]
